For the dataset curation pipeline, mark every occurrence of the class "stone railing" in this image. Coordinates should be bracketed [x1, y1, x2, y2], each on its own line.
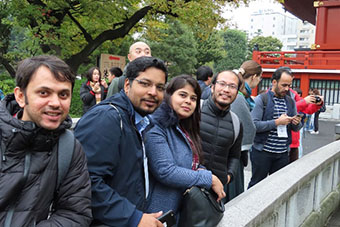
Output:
[218, 140, 340, 227]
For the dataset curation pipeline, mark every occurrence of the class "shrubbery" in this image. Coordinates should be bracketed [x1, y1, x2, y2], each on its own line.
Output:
[70, 78, 86, 118]
[0, 74, 16, 95]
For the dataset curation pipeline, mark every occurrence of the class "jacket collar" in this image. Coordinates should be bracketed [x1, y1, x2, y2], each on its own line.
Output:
[206, 95, 230, 117]
[151, 101, 179, 128]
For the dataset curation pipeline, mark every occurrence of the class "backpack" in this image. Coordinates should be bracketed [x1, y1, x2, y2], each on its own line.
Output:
[56, 129, 75, 190]
[259, 91, 294, 117]
[200, 99, 240, 145]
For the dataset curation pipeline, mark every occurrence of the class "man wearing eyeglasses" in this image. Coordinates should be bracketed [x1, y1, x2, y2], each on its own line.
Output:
[200, 70, 243, 203]
[75, 56, 167, 227]
[248, 67, 302, 188]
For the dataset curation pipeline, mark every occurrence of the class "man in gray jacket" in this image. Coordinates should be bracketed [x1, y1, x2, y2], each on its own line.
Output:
[248, 67, 302, 188]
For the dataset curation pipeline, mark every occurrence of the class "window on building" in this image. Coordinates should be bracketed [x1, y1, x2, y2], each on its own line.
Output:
[273, 24, 275, 27]
[288, 38, 297, 42]
[300, 30, 306, 33]
[299, 38, 305, 41]
[273, 17, 276, 20]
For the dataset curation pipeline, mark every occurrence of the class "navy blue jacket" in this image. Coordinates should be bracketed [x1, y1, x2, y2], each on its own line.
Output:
[251, 90, 302, 151]
[75, 90, 149, 227]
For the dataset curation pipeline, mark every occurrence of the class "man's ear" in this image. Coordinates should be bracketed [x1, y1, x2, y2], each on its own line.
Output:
[272, 79, 277, 87]
[14, 87, 26, 108]
[124, 78, 130, 94]
[210, 84, 215, 94]
[127, 53, 132, 62]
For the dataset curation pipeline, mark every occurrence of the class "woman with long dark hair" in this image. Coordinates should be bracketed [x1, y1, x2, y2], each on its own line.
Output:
[145, 74, 225, 220]
[80, 67, 108, 114]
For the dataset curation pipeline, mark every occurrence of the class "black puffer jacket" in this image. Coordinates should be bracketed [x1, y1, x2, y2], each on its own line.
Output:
[200, 96, 242, 185]
[0, 94, 92, 227]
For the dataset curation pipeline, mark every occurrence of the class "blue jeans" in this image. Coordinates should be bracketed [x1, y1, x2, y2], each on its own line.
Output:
[248, 148, 289, 188]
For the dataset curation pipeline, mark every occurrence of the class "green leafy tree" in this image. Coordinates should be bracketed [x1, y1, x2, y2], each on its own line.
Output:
[214, 29, 248, 72]
[147, 20, 198, 77]
[195, 31, 224, 69]
[1, 0, 247, 77]
[249, 36, 282, 52]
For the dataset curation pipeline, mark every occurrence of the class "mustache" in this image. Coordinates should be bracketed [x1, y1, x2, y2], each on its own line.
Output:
[141, 97, 158, 103]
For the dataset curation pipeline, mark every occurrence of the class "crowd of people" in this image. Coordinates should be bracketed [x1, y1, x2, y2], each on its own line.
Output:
[0, 41, 325, 227]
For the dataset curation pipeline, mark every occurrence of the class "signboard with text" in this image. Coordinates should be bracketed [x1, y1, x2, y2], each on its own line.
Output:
[99, 54, 126, 76]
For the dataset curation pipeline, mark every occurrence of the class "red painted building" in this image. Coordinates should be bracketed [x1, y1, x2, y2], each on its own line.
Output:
[252, 0, 340, 105]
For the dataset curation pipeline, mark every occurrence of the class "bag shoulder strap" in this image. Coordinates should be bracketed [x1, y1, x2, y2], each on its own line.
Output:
[57, 129, 75, 189]
[230, 111, 240, 145]
[109, 103, 123, 131]
[200, 99, 207, 109]
[260, 92, 268, 112]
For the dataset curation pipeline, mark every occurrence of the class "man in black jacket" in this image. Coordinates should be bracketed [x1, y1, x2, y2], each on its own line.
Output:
[75, 56, 167, 227]
[200, 70, 243, 203]
[0, 55, 92, 226]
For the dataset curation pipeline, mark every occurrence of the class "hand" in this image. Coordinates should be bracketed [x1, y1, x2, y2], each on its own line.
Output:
[304, 95, 316, 104]
[138, 212, 164, 227]
[211, 175, 226, 202]
[93, 82, 101, 93]
[275, 114, 292, 126]
[291, 115, 302, 125]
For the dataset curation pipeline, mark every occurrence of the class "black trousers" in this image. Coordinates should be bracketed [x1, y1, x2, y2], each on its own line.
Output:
[248, 148, 289, 188]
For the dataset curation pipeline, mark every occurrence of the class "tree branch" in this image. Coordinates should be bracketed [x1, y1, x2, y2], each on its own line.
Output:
[66, 11, 93, 42]
[66, 5, 153, 71]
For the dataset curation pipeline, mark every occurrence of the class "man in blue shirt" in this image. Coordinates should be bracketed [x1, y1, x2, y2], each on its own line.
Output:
[75, 56, 168, 227]
[248, 67, 302, 188]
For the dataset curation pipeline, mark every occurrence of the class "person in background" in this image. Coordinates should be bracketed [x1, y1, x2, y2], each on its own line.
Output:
[0, 55, 91, 226]
[107, 41, 151, 97]
[310, 88, 325, 135]
[0, 89, 4, 100]
[145, 75, 225, 221]
[107, 66, 123, 86]
[200, 70, 243, 203]
[248, 67, 302, 188]
[304, 89, 315, 132]
[80, 66, 108, 114]
[229, 60, 262, 199]
[196, 65, 213, 99]
[289, 87, 323, 162]
[75, 57, 167, 227]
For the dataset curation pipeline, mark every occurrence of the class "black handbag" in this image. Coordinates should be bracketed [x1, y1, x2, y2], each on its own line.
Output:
[178, 186, 225, 227]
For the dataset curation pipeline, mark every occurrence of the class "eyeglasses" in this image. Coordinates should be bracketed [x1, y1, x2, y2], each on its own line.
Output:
[134, 79, 166, 92]
[215, 81, 238, 90]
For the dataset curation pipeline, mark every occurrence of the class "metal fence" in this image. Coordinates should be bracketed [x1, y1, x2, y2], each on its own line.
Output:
[256, 79, 340, 105]
[310, 80, 340, 105]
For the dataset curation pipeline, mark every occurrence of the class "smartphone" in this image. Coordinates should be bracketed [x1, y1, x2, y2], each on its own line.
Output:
[157, 210, 176, 227]
[296, 113, 304, 118]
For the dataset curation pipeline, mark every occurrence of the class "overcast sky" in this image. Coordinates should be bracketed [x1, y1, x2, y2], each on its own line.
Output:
[223, 0, 289, 30]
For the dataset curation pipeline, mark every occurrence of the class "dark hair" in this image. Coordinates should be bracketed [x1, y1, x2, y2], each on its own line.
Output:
[16, 55, 75, 90]
[272, 66, 293, 82]
[196, 66, 213, 81]
[312, 88, 320, 96]
[211, 70, 242, 90]
[86, 67, 101, 82]
[165, 74, 203, 163]
[126, 56, 168, 83]
[109, 67, 123, 78]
